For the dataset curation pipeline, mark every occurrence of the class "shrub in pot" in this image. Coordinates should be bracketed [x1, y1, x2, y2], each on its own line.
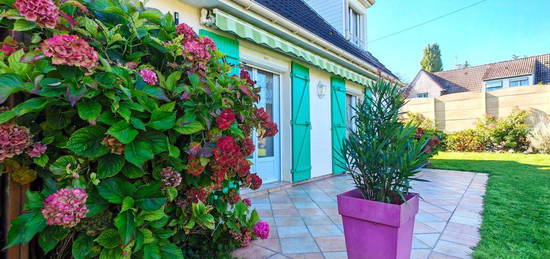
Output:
[337, 80, 435, 259]
[0, 0, 276, 258]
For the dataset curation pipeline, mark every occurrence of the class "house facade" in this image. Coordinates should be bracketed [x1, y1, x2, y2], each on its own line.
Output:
[408, 53, 550, 98]
[147, 0, 397, 184]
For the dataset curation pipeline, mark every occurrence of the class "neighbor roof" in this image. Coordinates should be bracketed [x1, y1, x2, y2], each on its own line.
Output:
[252, 0, 397, 79]
[420, 53, 550, 93]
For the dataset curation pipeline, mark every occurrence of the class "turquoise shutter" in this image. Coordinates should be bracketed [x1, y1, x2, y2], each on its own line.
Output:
[331, 77, 347, 174]
[199, 29, 240, 75]
[291, 62, 311, 182]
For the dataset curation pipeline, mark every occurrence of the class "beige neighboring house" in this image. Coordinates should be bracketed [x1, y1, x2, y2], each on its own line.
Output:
[407, 53, 550, 98]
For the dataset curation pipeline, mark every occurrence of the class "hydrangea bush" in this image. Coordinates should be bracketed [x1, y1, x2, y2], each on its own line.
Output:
[0, 0, 276, 257]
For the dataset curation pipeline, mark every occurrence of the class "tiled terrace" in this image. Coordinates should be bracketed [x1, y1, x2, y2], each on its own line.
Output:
[232, 169, 488, 259]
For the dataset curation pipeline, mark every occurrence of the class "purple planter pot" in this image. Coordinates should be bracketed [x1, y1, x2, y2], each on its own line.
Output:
[337, 189, 419, 259]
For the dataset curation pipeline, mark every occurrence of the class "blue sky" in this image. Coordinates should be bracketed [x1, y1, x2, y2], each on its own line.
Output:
[368, 0, 550, 83]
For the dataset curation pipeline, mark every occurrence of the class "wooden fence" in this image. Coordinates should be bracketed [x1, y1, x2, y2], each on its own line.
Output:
[402, 85, 550, 132]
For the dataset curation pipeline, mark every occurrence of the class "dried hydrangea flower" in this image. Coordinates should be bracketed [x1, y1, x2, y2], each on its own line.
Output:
[160, 167, 182, 188]
[0, 122, 33, 162]
[14, 0, 59, 28]
[41, 35, 98, 68]
[250, 173, 262, 190]
[41, 188, 89, 228]
[10, 166, 37, 185]
[102, 136, 124, 155]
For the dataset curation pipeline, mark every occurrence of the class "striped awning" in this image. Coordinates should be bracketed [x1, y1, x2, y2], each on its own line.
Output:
[211, 9, 376, 86]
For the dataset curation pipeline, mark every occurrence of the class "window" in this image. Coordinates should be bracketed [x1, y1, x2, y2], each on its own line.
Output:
[510, 78, 529, 87]
[346, 94, 357, 134]
[485, 80, 503, 92]
[417, 92, 429, 98]
[348, 7, 363, 47]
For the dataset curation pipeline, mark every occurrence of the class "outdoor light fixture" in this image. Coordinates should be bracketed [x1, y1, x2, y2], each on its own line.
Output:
[317, 81, 328, 99]
[174, 12, 180, 24]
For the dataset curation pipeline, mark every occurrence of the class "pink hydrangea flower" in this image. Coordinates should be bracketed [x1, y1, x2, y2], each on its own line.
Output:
[139, 69, 158, 85]
[253, 221, 270, 239]
[243, 198, 251, 207]
[27, 143, 47, 157]
[0, 123, 33, 162]
[41, 188, 88, 228]
[14, 0, 59, 28]
[41, 35, 98, 68]
[199, 36, 216, 50]
[183, 40, 211, 62]
[161, 167, 182, 188]
[176, 23, 196, 40]
[0, 44, 16, 55]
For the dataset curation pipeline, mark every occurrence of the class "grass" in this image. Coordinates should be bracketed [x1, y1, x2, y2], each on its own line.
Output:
[430, 152, 550, 259]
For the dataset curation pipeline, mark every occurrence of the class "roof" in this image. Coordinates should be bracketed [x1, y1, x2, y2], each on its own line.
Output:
[414, 53, 550, 94]
[252, 0, 397, 79]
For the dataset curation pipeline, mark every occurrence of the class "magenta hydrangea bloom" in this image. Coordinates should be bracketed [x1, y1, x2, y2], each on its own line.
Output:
[0, 122, 33, 162]
[14, 0, 59, 28]
[139, 69, 158, 85]
[41, 188, 89, 228]
[183, 40, 211, 62]
[161, 167, 182, 188]
[243, 198, 251, 207]
[253, 221, 270, 239]
[176, 23, 196, 40]
[41, 35, 98, 68]
[27, 143, 47, 157]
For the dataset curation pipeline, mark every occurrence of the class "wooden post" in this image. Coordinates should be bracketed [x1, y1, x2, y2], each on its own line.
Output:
[2, 96, 30, 259]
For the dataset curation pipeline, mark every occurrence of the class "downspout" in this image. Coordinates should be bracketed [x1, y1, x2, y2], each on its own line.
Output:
[227, 0, 398, 83]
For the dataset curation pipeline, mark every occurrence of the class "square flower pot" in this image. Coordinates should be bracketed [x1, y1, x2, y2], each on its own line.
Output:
[337, 189, 419, 259]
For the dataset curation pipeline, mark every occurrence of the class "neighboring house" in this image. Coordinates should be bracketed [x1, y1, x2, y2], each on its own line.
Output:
[148, 0, 398, 184]
[408, 53, 550, 98]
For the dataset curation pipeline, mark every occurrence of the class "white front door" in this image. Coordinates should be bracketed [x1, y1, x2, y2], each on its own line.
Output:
[245, 66, 281, 183]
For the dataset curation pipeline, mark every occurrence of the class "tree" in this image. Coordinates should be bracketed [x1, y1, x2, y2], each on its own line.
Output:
[420, 43, 443, 72]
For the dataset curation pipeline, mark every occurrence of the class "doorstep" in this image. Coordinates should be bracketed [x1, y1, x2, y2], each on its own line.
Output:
[241, 173, 339, 198]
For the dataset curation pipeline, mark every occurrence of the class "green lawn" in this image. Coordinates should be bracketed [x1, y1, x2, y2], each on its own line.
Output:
[430, 152, 550, 259]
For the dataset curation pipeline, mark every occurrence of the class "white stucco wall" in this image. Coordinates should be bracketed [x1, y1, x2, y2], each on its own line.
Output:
[408, 71, 444, 98]
[308, 66, 334, 178]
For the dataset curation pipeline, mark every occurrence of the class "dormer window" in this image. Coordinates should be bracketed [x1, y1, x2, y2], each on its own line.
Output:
[509, 77, 529, 87]
[346, 0, 365, 48]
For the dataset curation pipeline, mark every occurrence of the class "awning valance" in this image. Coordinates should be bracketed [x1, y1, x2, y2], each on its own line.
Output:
[211, 9, 375, 86]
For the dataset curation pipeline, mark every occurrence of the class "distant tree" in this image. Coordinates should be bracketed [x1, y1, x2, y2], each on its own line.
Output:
[420, 43, 443, 72]
[463, 60, 470, 68]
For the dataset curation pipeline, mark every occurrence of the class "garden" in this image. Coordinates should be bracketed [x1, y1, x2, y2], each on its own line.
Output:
[0, 0, 276, 258]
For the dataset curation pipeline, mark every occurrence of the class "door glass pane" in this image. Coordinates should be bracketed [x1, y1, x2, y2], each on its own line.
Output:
[257, 70, 275, 158]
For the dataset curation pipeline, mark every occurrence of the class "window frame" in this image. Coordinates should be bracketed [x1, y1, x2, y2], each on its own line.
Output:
[416, 92, 429, 98]
[485, 80, 503, 92]
[346, 3, 364, 47]
[509, 77, 529, 87]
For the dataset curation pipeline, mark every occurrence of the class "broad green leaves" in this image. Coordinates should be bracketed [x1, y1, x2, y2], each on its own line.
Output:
[5, 211, 47, 248]
[95, 229, 120, 248]
[174, 121, 203, 135]
[124, 140, 154, 167]
[97, 177, 136, 203]
[0, 97, 50, 123]
[114, 211, 135, 245]
[72, 234, 95, 259]
[66, 126, 109, 158]
[147, 110, 175, 130]
[107, 121, 139, 144]
[97, 154, 125, 178]
[77, 99, 102, 121]
[0, 73, 29, 104]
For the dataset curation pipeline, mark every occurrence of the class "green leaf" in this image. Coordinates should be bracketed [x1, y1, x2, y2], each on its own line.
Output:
[164, 71, 181, 91]
[49, 155, 79, 176]
[124, 140, 154, 167]
[189, 73, 200, 87]
[107, 121, 139, 144]
[131, 117, 146, 130]
[99, 247, 124, 259]
[147, 110, 176, 131]
[121, 196, 134, 212]
[174, 121, 203, 135]
[5, 211, 47, 249]
[159, 102, 175, 112]
[97, 177, 136, 204]
[72, 234, 95, 259]
[38, 226, 69, 253]
[168, 145, 180, 158]
[159, 243, 184, 259]
[13, 19, 36, 31]
[140, 131, 168, 154]
[77, 99, 102, 121]
[141, 208, 166, 221]
[66, 126, 109, 158]
[136, 197, 166, 211]
[95, 229, 120, 249]
[144, 243, 161, 259]
[134, 182, 166, 211]
[0, 73, 28, 104]
[33, 154, 49, 167]
[114, 211, 135, 245]
[122, 163, 145, 179]
[97, 154, 125, 178]
[0, 97, 50, 123]
[24, 191, 43, 210]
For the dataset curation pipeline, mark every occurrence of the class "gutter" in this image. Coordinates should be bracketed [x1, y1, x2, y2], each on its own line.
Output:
[223, 0, 400, 84]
